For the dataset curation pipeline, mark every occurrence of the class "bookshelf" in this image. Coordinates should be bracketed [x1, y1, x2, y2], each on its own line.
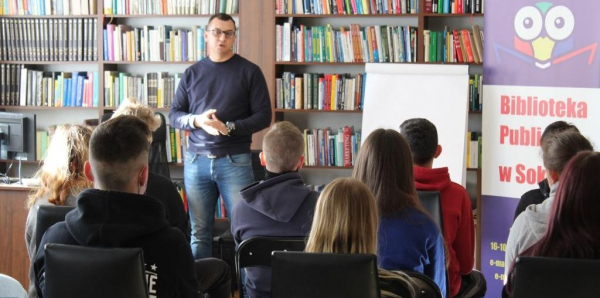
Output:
[264, 0, 485, 268]
[0, 0, 243, 179]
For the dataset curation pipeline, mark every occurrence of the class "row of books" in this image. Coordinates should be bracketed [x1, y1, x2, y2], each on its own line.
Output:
[2, 0, 97, 15]
[166, 125, 188, 164]
[103, 71, 181, 108]
[424, 0, 483, 14]
[0, 18, 98, 62]
[0, 64, 99, 107]
[469, 74, 482, 112]
[276, 0, 419, 15]
[277, 23, 418, 63]
[103, 25, 228, 62]
[423, 25, 483, 63]
[304, 126, 361, 167]
[276, 72, 365, 111]
[466, 131, 481, 168]
[103, 0, 238, 15]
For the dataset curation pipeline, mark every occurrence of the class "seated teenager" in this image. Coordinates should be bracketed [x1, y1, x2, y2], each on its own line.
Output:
[400, 118, 481, 297]
[111, 98, 190, 241]
[231, 121, 318, 298]
[513, 121, 579, 221]
[504, 131, 592, 281]
[25, 125, 92, 298]
[503, 151, 600, 297]
[34, 116, 227, 298]
[353, 129, 447, 296]
[305, 177, 419, 298]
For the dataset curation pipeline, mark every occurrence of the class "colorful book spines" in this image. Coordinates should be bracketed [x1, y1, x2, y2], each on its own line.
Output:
[277, 23, 417, 63]
[303, 126, 361, 167]
[0, 65, 98, 107]
[276, 0, 419, 14]
[166, 126, 189, 164]
[424, 26, 483, 63]
[277, 72, 365, 110]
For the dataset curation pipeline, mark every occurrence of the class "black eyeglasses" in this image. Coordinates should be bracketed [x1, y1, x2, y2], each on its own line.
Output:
[208, 29, 236, 38]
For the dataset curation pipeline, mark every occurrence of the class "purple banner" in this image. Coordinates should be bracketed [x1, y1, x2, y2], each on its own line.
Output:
[484, 0, 600, 88]
[481, 195, 519, 297]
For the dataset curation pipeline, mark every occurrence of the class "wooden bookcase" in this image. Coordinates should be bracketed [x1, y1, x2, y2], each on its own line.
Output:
[0, 1, 245, 177]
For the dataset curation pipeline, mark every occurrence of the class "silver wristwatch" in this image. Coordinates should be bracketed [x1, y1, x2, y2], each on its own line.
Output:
[225, 121, 235, 136]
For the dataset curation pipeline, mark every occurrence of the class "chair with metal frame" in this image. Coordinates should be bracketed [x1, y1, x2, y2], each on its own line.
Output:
[512, 256, 600, 298]
[43, 243, 148, 298]
[271, 251, 380, 298]
[234, 236, 306, 297]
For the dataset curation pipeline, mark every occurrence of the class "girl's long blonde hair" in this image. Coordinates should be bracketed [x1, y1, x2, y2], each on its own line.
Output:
[306, 177, 378, 254]
[27, 125, 93, 207]
[305, 177, 416, 298]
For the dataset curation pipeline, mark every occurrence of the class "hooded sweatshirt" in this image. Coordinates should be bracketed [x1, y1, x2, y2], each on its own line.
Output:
[413, 166, 474, 298]
[231, 172, 318, 298]
[504, 182, 558, 280]
[34, 189, 199, 298]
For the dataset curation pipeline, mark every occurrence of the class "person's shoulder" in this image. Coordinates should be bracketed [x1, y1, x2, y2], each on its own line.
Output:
[447, 181, 469, 197]
[234, 54, 262, 71]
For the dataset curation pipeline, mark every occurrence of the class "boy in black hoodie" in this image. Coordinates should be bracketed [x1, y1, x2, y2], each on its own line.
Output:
[231, 121, 318, 298]
[34, 116, 229, 298]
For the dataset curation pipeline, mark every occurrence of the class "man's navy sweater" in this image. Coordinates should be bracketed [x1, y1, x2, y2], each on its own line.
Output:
[170, 54, 271, 155]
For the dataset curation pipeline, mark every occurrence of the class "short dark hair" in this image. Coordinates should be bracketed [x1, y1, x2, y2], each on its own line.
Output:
[399, 118, 438, 166]
[208, 13, 236, 30]
[541, 131, 592, 174]
[541, 121, 579, 142]
[90, 115, 151, 189]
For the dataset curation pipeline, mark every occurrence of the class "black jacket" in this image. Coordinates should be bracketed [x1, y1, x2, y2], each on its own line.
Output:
[513, 179, 550, 222]
[146, 172, 190, 242]
[34, 189, 199, 298]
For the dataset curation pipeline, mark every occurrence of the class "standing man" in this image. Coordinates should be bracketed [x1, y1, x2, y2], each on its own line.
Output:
[170, 13, 272, 259]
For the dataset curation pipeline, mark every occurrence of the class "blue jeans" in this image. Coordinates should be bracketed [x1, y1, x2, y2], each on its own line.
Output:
[184, 152, 254, 259]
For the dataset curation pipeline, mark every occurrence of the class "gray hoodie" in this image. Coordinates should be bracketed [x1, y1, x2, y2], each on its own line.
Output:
[504, 182, 559, 280]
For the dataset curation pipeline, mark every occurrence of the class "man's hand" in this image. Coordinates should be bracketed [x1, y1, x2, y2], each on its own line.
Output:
[212, 114, 229, 136]
[194, 109, 220, 135]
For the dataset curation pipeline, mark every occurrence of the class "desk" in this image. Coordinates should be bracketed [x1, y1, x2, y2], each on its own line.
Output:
[0, 184, 34, 289]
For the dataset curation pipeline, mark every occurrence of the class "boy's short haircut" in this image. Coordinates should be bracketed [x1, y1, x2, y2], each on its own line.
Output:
[399, 118, 438, 166]
[262, 121, 304, 173]
[89, 115, 152, 189]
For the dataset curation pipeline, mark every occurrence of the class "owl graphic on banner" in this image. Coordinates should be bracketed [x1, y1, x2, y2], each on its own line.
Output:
[484, 1, 600, 88]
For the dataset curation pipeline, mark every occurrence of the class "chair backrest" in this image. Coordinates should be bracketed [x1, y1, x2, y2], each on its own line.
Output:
[513, 256, 600, 298]
[35, 205, 75, 249]
[44, 243, 148, 298]
[271, 251, 380, 298]
[417, 190, 444, 232]
[0, 273, 27, 298]
[235, 236, 306, 296]
[404, 271, 443, 298]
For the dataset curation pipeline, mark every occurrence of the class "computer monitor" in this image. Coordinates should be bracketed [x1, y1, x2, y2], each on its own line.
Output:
[0, 112, 36, 161]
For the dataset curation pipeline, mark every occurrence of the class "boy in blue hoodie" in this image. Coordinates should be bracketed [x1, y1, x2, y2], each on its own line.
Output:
[231, 121, 318, 298]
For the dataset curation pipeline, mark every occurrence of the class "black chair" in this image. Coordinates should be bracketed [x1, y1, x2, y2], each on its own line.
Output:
[235, 236, 306, 297]
[44, 243, 148, 298]
[513, 256, 600, 298]
[35, 205, 75, 250]
[404, 271, 444, 298]
[212, 219, 236, 295]
[271, 251, 380, 298]
[417, 190, 450, 298]
[417, 190, 444, 231]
